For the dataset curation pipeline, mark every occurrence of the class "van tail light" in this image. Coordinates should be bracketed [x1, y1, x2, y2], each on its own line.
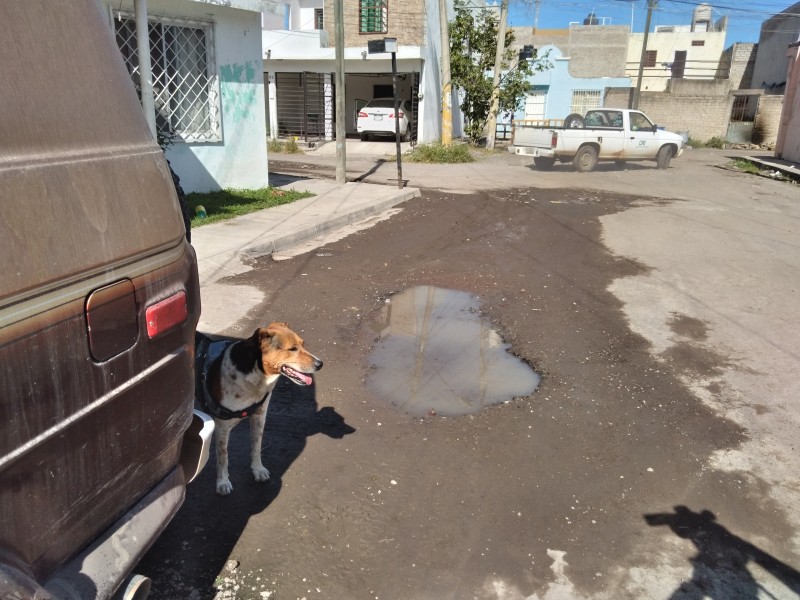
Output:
[146, 291, 187, 339]
[390, 111, 404, 118]
[358, 111, 368, 118]
[551, 131, 558, 147]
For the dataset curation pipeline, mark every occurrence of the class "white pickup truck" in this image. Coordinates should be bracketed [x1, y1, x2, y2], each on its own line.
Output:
[510, 109, 685, 172]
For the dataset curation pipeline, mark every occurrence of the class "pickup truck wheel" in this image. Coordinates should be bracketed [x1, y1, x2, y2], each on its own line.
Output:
[564, 113, 585, 128]
[656, 145, 674, 169]
[534, 156, 556, 170]
[573, 145, 598, 173]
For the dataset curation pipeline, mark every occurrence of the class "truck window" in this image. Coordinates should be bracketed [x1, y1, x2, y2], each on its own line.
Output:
[607, 111, 623, 127]
[630, 112, 654, 132]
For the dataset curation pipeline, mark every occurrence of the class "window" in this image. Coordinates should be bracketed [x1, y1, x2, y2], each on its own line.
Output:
[360, 0, 388, 33]
[570, 90, 601, 115]
[629, 112, 654, 132]
[692, 40, 705, 46]
[315, 8, 324, 29]
[644, 50, 657, 68]
[114, 13, 221, 142]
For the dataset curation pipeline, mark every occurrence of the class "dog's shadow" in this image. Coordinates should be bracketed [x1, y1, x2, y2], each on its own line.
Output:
[137, 374, 355, 598]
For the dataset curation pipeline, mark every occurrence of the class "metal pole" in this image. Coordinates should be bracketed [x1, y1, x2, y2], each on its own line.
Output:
[633, 0, 657, 110]
[486, 0, 508, 150]
[134, 0, 156, 138]
[391, 51, 403, 188]
[438, 0, 452, 145]
[334, 0, 347, 182]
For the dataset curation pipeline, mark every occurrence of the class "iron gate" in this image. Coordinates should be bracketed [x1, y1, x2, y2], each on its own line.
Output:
[275, 72, 328, 142]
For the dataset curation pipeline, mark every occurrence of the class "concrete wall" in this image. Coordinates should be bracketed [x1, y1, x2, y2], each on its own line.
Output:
[567, 25, 629, 78]
[605, 87, 731, 141]
[776, 44, 800, 161]
[323, 0, 425, 47]
[103, 0, 270, 193]
[751, 2, 800, 93]
[754, 95, 784, 145]
[721, 42, 757, 90]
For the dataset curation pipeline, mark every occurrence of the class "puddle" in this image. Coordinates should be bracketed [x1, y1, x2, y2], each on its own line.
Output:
[367, 287, 540, 416]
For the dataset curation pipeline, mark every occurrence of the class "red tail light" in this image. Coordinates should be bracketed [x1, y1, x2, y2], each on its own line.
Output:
[358, 111, 368, 118]
[551, 131, 558, 147]
[390, 111, 404, 118]
[146, 291, 188, 339]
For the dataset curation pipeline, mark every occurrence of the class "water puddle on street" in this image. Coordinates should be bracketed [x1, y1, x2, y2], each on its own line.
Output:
[367, 286, 540, 416]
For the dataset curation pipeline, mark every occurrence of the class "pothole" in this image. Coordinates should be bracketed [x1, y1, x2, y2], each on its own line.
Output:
[367, 286, 540, 416]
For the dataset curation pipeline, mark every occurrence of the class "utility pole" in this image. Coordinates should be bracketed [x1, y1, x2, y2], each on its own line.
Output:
[438, 0, 452, 145]
[633, 0, 657, 110]
[486, 0, 508, 150]
[533, 0, 541, 32]
[334, 0, 346, 182]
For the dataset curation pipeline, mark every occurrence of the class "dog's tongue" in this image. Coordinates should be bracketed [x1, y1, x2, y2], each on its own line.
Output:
[283, 366, 312, 385]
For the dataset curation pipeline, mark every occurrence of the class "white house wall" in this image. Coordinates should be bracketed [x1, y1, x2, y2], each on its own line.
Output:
[104, 0, 270, 193]
[627, 30, 727, 93]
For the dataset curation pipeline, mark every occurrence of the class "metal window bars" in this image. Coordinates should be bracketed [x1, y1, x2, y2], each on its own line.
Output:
[360, 0, 388, 33]
[114, 12, 221, 142]
[570, 90, 601, 115]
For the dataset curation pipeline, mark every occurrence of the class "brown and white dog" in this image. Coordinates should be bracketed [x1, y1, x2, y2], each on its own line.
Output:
[199, 322, 323, 496]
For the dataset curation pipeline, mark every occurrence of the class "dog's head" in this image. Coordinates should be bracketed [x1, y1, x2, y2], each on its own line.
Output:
[250, 322, 323, 386]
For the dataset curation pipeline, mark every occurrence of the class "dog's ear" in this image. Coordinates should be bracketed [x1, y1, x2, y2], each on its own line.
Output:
[266, 321, 289, 330]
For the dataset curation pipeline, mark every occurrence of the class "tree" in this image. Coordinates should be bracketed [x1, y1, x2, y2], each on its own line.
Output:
[449, 0, 549, 144]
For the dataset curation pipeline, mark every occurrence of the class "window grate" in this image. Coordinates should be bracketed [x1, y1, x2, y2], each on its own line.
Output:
[570, 90, 601, 115]
[360, 0, 388, 33]
[114, 12, 221, 142]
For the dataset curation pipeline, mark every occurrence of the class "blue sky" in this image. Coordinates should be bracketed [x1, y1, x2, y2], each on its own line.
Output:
[506, 0, 798, 44]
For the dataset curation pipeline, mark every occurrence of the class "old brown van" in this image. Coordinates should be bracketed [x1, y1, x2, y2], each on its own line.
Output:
[0, 1, 212, 598]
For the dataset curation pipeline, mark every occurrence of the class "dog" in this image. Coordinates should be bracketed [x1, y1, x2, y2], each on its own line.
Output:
[196, 322, 323, 495]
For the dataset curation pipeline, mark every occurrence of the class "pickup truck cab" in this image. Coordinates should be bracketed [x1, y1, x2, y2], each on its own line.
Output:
[510, 108, 685, 172]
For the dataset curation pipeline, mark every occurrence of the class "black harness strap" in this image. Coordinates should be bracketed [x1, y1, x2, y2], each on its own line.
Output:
[195, 335, 271, 421]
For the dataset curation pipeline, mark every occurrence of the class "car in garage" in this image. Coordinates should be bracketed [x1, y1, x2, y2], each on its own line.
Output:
[357, 98, 413, 142]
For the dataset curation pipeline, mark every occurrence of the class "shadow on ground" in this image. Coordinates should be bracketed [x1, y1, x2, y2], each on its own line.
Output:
[136, 350, 355, 599]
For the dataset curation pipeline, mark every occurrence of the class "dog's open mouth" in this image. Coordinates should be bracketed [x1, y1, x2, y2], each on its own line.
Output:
[280, 365, 313, 386]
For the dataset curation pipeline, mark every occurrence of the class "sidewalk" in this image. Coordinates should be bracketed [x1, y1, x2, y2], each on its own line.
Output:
[191, 175, 420, 289]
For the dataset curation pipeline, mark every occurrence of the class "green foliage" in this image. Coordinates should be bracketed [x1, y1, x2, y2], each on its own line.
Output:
[405, 143, 475, 163]
[705, 136, 726, 149]
[187, 187, 313, 227]
[267, 138, 304, 154]
[729, 159, 762, 175]
[449, 0, 550, 144]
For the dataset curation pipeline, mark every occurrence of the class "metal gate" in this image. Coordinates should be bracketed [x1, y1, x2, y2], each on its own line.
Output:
[410, 71, 420, 145]
[275, 72, 328, 141]
[726, 93, 759, 143]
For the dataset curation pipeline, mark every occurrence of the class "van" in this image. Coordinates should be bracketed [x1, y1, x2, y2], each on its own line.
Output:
[0, 1, 212, 598]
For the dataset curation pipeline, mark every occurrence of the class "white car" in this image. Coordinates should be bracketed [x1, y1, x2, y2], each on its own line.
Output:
[357, 98, 412, 142]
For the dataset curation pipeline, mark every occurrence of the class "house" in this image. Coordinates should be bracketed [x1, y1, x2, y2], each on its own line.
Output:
[775, 43, 800, 162]
[626, 3, 728, 93]
[751, 1, 800, 93]
[511, 23, 630, 122]
[262, 0, 459, 144]
[100, 0, 275, 193]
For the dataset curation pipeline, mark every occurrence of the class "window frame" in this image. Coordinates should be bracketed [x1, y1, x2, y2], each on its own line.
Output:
[644, 50, 658, 68]
[359, 0, 388, 34]
[113, 11, 222, 143]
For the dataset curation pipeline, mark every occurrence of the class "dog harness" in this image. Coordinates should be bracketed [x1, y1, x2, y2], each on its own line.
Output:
[195, 334, 271, 420]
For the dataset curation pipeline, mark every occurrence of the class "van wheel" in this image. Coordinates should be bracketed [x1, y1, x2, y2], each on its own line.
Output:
[656, 145, 674, 169]
[564, 113, 585, 128]
[534, 156, 556, 170]
[360, 133, 369, 141]
[573, 146, 598, 172]
[169, 164, 191, 243]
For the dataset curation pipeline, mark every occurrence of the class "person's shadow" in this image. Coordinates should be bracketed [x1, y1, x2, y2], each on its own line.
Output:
[645, 506, 800, 598]
[136, 343, 355, 599]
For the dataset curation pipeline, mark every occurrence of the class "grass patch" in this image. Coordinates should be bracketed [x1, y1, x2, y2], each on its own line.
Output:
[188, 187, 313, 228]
[405, 143, 475, 163]
[729, 158, 762, 175]
[705, 136, 727, 149]
[267, 138, 303, 154]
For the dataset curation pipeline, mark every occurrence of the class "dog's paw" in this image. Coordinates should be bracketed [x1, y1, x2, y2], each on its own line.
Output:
[216, 479, 233, 496]
[252, 465, 270, 482]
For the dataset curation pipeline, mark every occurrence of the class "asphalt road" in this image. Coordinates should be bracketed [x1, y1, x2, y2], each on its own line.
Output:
[139, 147, 800, 599]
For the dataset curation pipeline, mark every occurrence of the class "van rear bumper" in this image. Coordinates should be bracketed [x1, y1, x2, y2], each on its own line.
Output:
[44, 467, 186, 600]
[181, 409, 215, 483]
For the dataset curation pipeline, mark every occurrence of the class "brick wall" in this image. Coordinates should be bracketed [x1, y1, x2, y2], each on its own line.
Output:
[324, 0, 425, 47]
[567, 26, 629, 78]
[605, 87, 732, 141]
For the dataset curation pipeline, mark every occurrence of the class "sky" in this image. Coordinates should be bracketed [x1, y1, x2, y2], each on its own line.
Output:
[505, 0, 799, 44]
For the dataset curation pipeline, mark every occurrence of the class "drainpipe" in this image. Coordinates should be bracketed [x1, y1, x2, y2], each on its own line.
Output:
[134, 0, 157, 138]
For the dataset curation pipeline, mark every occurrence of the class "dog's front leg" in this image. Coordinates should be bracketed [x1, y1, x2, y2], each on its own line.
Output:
[249, 403, 270, 483]
[215, 420, 236, 496]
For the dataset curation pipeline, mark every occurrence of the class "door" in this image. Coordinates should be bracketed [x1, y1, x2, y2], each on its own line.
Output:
[623, 111, 658, 159]
[524, 90, 546, 120]
[672, 51, 687, 79]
